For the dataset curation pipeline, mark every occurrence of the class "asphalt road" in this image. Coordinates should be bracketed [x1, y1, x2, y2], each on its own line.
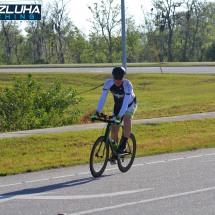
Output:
[0, 66, 215, 73]
[1, 148, 215, 215]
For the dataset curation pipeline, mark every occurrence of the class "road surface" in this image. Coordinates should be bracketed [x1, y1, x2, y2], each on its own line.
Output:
[0, 66, 215, 74]
[1, 148, 215, 215]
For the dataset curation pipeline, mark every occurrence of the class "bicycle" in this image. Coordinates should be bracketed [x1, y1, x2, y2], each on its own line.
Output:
[90, 113, 136, 178]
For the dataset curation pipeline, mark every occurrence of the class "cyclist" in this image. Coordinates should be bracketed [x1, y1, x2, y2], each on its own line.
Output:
[91, 66, 137, 155]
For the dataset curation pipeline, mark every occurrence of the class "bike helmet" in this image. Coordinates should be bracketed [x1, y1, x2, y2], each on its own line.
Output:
[112, 66, 126, 77]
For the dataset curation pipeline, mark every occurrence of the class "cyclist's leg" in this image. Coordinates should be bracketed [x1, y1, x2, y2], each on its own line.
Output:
[111, 105, 121, 143]
[110, 106, 121, 163]
[118, 101, 137, 153]
[111, 126, 120, 143]
[123, 100, 137, 137]
[123, 115, 132, 138]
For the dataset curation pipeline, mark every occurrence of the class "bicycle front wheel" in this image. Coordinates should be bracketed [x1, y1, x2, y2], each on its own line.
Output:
[90, 136, 109, 178]
[117, 132, 136, 173]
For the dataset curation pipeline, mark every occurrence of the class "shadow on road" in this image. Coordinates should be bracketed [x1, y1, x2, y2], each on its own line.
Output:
[0, 174, 113, 199]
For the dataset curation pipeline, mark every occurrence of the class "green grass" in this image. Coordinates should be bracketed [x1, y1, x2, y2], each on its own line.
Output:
[0, 62, 215, 68]
[1, 72, 215, 176]
[1, 72, 215, 125]
[0, 118, 215, 176]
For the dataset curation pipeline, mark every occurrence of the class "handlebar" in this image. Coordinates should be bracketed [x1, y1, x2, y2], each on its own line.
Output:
[92, 113, 120, 124]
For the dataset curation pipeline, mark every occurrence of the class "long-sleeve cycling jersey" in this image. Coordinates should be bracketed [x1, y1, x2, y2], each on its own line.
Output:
[96, 78, 136, 117]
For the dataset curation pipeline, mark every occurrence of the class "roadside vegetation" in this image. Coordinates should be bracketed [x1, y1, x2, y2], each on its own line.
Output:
[1, 72, 215, 132]
[1, 118, 215, 176]
[0, 73, 82, 132]
[1, 0, 215, 65]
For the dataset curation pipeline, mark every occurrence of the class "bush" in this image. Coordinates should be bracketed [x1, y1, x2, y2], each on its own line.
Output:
[0, 73, 83, 132]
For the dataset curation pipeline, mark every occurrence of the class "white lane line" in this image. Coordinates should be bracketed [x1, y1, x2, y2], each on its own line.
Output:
[132, 153, 215, 168]
[68, 186, 215, 215]
[0, 175, 76, 188]
[0, 188, 152, 203]
[23, 178, 50, 183]
[0, 178, 49, 188]
[52, 174, 75, 179]
[0, 192, 53, 203]
[1, 152, 215, 189]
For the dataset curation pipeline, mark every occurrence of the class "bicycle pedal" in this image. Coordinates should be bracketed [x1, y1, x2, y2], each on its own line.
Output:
[118, 151, 127, 156]
[110, 159, 116, 165]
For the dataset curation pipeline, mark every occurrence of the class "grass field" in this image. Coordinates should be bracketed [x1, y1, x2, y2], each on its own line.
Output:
[1, 71, 215, 176]
[0, 118, 215, 176]
[1, 72, 215, 124]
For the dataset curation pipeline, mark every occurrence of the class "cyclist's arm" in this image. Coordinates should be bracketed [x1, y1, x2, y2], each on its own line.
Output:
[96, 79, 112, 113]
[96, 89, 109, 113]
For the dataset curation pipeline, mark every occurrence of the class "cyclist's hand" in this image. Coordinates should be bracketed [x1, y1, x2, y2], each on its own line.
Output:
[113, 118, 120, 124]
[90, 111, 99, 122]
[113, 115, 121, 125]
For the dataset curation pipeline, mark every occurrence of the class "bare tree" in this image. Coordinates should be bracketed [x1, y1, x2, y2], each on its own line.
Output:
[152, 0, 183, 61]
[0, 21, 16, 63]
[25, 1, 53, 63]
[50, 0, 72, 64]
[88, 0, 121, 63]
[181, 0, 203, 61]
[190, 1, 205, 58]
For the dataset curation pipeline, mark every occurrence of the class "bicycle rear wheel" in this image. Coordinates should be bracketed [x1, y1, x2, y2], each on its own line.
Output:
[90, 136, 109, 178]
[117, 133, 136, 173]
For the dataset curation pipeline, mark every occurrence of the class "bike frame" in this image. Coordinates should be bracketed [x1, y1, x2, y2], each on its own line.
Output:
[90, 114, 136, 178]
[93, 114, 131, 158]
[104, 122, 124, 153]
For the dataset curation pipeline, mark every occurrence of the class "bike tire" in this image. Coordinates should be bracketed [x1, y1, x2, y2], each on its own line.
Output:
[117, 132, 136, 173]
[90, 136, 109, 178]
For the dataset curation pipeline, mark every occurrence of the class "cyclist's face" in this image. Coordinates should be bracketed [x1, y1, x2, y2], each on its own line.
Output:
[113, 76, 124, 87]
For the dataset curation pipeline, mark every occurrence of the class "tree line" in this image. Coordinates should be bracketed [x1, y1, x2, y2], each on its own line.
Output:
[0, 0, 215, 65]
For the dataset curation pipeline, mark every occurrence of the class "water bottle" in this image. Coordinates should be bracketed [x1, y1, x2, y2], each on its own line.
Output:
[111, 140, 118, 151]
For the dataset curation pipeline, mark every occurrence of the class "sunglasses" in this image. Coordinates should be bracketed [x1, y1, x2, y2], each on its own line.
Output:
[114, 77, 123, 80]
